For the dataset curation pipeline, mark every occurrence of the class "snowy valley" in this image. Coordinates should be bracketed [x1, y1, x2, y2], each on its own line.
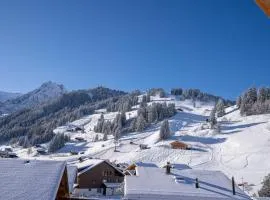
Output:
[4, 91, 270, 196]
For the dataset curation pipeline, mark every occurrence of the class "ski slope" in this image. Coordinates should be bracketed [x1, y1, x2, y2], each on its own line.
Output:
[6, 96, 270, 195]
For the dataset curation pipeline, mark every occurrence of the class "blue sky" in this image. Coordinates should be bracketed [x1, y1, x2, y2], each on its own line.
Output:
[0, 0, 269, 99]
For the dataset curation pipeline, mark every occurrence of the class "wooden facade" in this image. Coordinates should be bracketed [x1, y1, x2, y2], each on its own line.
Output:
[56, 167, 70, 200]
[77, 161, 124, 189]
[170, 141, 189, 149]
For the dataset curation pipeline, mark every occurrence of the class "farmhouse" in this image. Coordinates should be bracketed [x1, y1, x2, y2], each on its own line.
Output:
[0, 159, 69, 200]
[124, 163, 251, 200]
[69, 158, 124, 197]
[125, 162, 158, 176]
[170, 140, 190, 149]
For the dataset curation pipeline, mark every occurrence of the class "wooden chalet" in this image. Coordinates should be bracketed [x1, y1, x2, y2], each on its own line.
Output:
[69, 158, 124, 197]
[0, 159, 69, 200]
[124, 162, 158, 176]
[170, 140, 190, 150]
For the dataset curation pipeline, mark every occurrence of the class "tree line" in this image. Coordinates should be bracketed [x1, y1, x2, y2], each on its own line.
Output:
[0, 87, 126, 149]
[237, 87, 270, 116]
[171, 88, 234, 105]
[94, 101, 176, 141]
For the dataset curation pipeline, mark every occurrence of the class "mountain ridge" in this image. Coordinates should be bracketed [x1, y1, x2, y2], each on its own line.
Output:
[0, 81, 66, 114]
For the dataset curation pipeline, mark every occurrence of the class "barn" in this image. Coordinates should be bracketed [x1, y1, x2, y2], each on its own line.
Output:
[170, 141, 190, 150]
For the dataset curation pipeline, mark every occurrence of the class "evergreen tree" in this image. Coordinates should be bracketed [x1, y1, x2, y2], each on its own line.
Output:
[121, 111, 126, 126]
[209, 106, 217, 129]
[138, 106, 147, 119]
[159, 120, 170, 140]
[240, 87, 258, 115]
[258, 174, 270, 197]
[130, 118, 137, 131]
[142, 95, 147, 103]
[216, 99, 225, 117]
[94, 134, 99, 142]
[168, 103, 176, 117]
[114, 127, 121, 141]
[103, 131, 108, 141]
[146, 93, 151, 102]
[258, 87, 267, 103]
[136, 114, 147, 132]
[147, 105, 157, 123]
[48, 133, 68, 153]
[236, 96, 242, 108]
[94, 114, 105, 133]
[171, 88, 183, 96]
[159, 90, 166, 98]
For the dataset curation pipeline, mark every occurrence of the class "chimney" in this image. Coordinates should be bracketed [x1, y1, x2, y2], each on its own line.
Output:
[166, 162, 172, 174]
[24, 160, 30, 164]
[195, 178, 199, 188]
[232, 176, 236, 195]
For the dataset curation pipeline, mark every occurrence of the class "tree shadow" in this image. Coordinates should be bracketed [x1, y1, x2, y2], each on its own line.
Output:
[170, 174, 250, 199]
[224, 107, 239, 116]
[221, 130, 241, 135]
[221, 122, 266, 131]
[179, 135, 226, 145]
[57, 142, 89, 153]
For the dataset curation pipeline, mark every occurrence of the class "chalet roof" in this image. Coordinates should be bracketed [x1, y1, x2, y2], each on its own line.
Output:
[103, 182, 122, 188]
[135, 162, 158, 168]
[70, 158, 124, 176]
[67, 165, 77, 193]
[170, 140, 188, 145]
[124, 166, 251, 200]
[0, 158, 66, 200]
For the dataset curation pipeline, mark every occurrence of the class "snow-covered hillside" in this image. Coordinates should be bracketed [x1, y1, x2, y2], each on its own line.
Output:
[7, 95, 270, 195]
[0, 91, 21, 102]
[0, 81, 66, 113]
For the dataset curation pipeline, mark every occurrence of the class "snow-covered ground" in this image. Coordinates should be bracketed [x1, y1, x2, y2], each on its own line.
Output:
[3, 96, 270, 195]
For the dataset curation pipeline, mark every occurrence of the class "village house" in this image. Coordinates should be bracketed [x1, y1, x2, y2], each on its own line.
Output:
[0, 159, 69, 200]
[124, 162, 158, 176]
[123, 162, 252, 200]
[69, 158, 124, 198]
[170, 140, 190, 150]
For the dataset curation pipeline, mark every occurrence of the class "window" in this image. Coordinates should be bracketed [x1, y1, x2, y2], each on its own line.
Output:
[103, 170, 112, 176]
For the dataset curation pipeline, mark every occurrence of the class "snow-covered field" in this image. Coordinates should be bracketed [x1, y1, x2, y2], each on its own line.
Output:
[3, 96, 270, 195]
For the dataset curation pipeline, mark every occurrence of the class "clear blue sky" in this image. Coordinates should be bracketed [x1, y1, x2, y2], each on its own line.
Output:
[0, 0, 269, 99]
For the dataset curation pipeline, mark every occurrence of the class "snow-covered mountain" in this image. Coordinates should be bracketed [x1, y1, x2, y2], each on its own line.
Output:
[49, 96, 270, 195]
[0, 81, 66, 113]
[0, 91, 21, 102]
[3, 90, 270, 196]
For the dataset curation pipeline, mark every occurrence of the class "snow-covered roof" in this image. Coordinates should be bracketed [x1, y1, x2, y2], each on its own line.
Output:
[171, 163, 191, 170]
[0, 159, 66, 200]
[70, 158, 104, 175]
[124, 166, 251, 200]
[135, 162, 158, 168]
[67, 165, 77, 193]
[103, 182, 122, 188]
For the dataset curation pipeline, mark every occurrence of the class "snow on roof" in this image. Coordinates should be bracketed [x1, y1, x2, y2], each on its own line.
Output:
[70, 158, 124, 177]
[67, 165, 77, 193]
[171, 163, 191, 170]
[70, 158, 104, 175]
[0, 158, 66, 200]
[103, 182, 122, 188]
[124, 166, 251, 200]
[135, 162, 158, 168]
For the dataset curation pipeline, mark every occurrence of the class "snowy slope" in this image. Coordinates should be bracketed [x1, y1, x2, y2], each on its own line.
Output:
[7, 95, 270, 195]
[0, 81, 66, 113]
[0, 91, 21, 102]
